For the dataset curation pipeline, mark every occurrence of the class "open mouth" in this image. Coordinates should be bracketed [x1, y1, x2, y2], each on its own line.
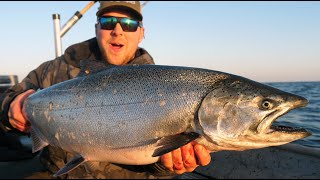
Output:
[110, 43, 124, 52]
[257, 99, 310, 136]
[111, 43, 124, 48]
[270, 125, 308, 133]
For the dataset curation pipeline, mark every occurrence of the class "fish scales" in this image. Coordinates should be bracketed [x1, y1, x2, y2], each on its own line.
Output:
[27, 65, 227, 149]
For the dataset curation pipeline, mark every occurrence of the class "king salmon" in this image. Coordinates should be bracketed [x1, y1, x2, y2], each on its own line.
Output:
[23, 60, 311, 177]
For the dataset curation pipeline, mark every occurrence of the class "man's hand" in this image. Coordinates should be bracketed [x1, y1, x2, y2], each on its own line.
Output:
[8, 89, 35, 133]
[160, 141, 211, 174]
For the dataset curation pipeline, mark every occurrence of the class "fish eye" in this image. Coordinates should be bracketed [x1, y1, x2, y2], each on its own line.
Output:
[260, 99, 273, 110]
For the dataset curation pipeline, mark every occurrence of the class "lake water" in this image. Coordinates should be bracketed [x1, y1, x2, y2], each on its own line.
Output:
[266, 81, 320, 149]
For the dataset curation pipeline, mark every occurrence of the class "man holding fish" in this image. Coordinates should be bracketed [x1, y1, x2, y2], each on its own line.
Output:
[0, 1, 211, 179]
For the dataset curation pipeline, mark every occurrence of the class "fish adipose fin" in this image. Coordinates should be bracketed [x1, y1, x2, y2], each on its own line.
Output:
[152, 132, 200, 157]
[30, 128, 49, 153]
[53, 154, 86, 177]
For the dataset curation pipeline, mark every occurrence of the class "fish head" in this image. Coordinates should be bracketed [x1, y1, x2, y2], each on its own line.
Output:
[198, 76, 311, 151]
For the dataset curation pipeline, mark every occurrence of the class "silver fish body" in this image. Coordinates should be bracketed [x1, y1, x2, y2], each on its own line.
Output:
[24, 63, 311, 176]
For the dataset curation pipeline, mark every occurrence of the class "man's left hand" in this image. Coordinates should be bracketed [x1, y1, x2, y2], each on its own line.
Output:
[160, 142, 211, 174]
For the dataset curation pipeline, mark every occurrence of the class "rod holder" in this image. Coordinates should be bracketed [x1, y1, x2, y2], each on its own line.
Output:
[53, 14, 62, 57]
[52, 1, 97, 57]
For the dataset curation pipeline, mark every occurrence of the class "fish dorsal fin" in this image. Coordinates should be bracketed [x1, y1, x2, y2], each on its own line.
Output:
[152, 132, 200, 157]
[53, 154, 86, 177]
[30, 128, 49, 153]
[78, 59, 114, 77]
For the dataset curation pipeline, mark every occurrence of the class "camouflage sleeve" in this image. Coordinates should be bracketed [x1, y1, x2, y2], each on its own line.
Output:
[0, 57, 77, 130]
[0, 62, 47, 130]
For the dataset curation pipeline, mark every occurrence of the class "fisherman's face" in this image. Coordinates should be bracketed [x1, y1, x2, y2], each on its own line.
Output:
[96, 11, 144, 65]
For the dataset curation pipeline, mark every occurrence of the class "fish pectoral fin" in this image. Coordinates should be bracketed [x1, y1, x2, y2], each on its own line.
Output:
[30, 128, 49, 153]
[53, 154, 86, 177]
[152, 132, 200, 157]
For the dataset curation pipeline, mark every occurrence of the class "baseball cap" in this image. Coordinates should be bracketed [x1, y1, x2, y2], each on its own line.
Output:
[96, 1, 143, 21]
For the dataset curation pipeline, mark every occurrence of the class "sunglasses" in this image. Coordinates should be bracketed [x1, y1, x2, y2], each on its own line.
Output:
[98, 16, 143, 32]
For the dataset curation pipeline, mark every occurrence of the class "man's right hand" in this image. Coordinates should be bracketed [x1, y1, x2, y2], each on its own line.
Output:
[8, 89, 35, 133]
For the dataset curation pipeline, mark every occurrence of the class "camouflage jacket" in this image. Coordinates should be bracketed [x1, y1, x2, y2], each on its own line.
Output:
[0, 37, 176, 179]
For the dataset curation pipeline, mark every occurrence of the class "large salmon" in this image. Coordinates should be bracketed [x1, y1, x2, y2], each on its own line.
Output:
[24, 60, 311, 177]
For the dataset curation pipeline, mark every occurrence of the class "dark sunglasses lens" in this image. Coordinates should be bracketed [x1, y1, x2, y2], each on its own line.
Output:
[120, 18, 139, 32]
[99, 17, 117, 30]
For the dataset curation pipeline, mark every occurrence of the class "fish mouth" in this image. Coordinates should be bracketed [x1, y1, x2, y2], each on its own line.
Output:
[269, 125, 308, 133]
[257, 97, 311, 138]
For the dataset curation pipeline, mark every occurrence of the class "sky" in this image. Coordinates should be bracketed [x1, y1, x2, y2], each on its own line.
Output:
[1, 1, 319, 83]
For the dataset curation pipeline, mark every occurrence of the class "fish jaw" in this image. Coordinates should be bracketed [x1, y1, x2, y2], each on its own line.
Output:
[255, 94, 311, 144]
[257, 94, 309, 133]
